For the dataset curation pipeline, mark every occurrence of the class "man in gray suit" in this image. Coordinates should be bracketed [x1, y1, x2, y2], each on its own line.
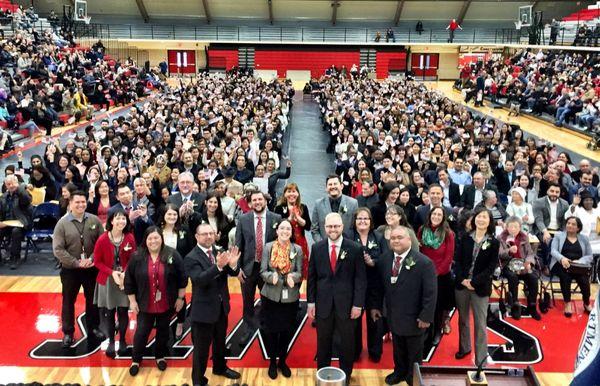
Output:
[532, 182, 568, 273]
[235, 191, 282, 343]
[311, 174, 358, 242]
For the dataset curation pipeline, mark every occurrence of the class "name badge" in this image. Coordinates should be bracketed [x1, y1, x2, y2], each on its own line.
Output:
[391, 276, 398, 284]
[155, 290, 162, 302]
[282, 289, 289, 300]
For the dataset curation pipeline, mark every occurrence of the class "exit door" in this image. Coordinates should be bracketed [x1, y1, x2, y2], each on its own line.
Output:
[167, 50, 196, 75]
[411, 53, 439, 78]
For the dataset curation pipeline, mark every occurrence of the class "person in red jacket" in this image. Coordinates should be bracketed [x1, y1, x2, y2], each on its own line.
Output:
[446, 19, 462, 43]
[93, 209, 137, 358]
[417, 206, 455, 346]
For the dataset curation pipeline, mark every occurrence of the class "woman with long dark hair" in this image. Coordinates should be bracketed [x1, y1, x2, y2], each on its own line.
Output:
[88, 180, 118, 227]
[371, 182, 401, 228]
[200, 191, 233, 249]
[93, 209, 137, 358]
[124, 226, 187, 376]
[418, 207, 455, 345]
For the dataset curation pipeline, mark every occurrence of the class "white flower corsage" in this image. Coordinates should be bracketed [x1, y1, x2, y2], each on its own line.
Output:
[89, 224, 97, 230]
[481, 240, 491, 251]
[404, 256, 416, 270]
[339, 205, 347, 214]
[448, 214, 454, 222]
[124, 243, 132, 251]
[282, 206, 288, 214]
[339, 250, 347, 260]
[290, 249, 297, 260]
[272, 223, 278, 229]
[367, 240, 378, 249]
[167, 255, 173, 265]
[179, 231, 185, 239]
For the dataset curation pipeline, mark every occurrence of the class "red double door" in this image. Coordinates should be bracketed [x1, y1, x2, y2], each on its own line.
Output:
[411, 53, 439, 78]
[167, 50, 196, 74]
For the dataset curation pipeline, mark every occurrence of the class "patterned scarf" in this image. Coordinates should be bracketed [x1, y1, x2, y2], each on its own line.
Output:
[422, 226, 444, 249]
[270, 240, 292, 275]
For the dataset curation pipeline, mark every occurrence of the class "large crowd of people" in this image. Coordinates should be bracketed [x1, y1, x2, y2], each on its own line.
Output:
[0, 9, 596, 384]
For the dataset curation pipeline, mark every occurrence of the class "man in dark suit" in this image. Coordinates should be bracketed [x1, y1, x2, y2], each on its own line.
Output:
[108, 183, 152, 244]
[495, 159, 517, 196]
[307, 212, 367, 382]
[0, 175, 32, 269]
[235, 191, 281, 343]
[185, 223, 241, 386]
[437, 168, 461, 208]
[356, 179, 378, 209]
[460, 172, 494, 209]
[370, 226, 437, 386]
[176, 151, 201, 177]
[166, 171, 206, 217]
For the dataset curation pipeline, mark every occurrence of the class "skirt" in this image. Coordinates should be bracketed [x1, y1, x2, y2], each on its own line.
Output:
[260, 296, 299, 333]
[93, 276, 129, 309]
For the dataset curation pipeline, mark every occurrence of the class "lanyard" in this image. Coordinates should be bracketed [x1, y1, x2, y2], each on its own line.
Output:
[71, 217, 87, 258]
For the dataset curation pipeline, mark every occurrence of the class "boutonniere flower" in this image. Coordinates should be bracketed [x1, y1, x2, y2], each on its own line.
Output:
[272, 223, 277, 229]
[282, 206, 288, 214]
[367, 240, 378, 249]
[124, 243, 132, 251]
[179, 231, 185, 239]
[290, 249, 297, 260]
[89, 224, 97, 230]
[481, 240, 491, 251]
[167, 255, 173, 265]
[448, 214, 454, 222]
[339, 250, 347, 261]
[339, 205, 347, 214]
[404, 256, 416, 271]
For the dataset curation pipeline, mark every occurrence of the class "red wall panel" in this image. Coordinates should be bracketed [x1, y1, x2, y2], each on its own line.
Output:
[254, 49, 360, 78]
[167, 50, 196, 74]
[375, 51, 407, 79]
[208, 48, 238, 70]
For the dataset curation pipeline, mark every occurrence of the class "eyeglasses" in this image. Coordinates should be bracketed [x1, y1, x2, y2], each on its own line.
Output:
[356, 217, 371, 221]
[385, 212, 400, 217]
[325, 224, 343, 229]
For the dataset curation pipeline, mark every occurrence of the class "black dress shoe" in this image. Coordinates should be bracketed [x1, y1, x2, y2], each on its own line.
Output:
[213, 367, 241, 379]
[368, 354, 381, 363]
[105, 342, 116, 358]
[511, 303, 521, 320]
[268, 361, 278, 379]
[431, 331, 442, 346]
[195, 376, 209, 386]
[62, 334, 74, 348]
[156, 358, 167, 371]
[528, 305, 542, 321]
[278, 360, 291, 378]
[117, 341, 128, 356]
[91, 328, 107, 341]
[384, 372, 403, 385]
[455, 350, 471, 360]
[129, 363, 140, 376]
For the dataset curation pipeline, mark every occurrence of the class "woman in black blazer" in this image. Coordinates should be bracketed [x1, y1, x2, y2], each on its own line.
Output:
[371, 182, 400, 228]
[158, 203, 194, 340]
[124, 226, 188, 376]
[454, 207, 499, 367]
[199, 191, 233, 250]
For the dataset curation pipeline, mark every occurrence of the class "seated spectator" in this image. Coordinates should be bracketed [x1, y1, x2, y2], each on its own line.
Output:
[0, 174, 32, 269]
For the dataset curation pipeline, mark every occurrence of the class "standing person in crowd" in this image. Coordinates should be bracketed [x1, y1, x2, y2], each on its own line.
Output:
[124, 226, 187, 376]
[185, 223, 241, 386]
[417, 207, 455, 346]
[235, 191, 282, 344]
[498, 216, 541, 320]
[0, 174, 32, 269]
[259, 219, 304, 379]
[274, 183, 311, 277]
[93, 209, 137, 357]
[454, 207, 499, 366]
[532, 182, 568, 275]
[109, 183, 153, 244]
[370, 226, 437, 386]
[346, 207, 387, 362]
[446, 18, 462, 43]
[88, 179, 117, 227]
[377, 204, 420, 249]
[564, 190, 600, 240]
[166, 171, 206, 223]
[413, 184, 454, 231]
[53, 190, 106, 348]
[159, 203, 194, 340]
[200, 191, 233, 250]
[371, 182, 401, 228]
[307, 213, 366, 382]
[311, 174, 358, 242]
[550, 216, 594, 316]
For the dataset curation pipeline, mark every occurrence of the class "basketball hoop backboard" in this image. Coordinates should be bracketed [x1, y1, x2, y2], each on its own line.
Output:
[73, 0, 89, 22]
[519, 5, 532, 27]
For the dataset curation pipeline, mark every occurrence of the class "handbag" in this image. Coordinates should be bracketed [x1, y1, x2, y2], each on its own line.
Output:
[567, 261, 592, 276]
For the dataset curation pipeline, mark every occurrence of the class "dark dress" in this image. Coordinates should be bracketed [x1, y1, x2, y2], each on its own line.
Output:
[274, 203, 311, 277]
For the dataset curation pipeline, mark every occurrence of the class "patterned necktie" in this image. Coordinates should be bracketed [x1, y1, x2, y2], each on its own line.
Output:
[206, 249, 215, 265]
[256, 216, 263, 262]
[330, 244, 337, 272]
[392, 254, 402, 277]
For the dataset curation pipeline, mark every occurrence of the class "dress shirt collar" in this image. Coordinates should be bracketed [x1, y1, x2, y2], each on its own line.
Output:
[66, 211, 89, 223]
[395, 248, 410, 261]
[328, 237, 343, 251]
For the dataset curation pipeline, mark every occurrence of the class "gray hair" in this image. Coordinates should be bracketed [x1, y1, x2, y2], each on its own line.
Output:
[505, 216, 522, 226]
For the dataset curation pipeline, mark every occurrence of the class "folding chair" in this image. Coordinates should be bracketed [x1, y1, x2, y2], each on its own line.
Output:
[23, 202, 60, 260]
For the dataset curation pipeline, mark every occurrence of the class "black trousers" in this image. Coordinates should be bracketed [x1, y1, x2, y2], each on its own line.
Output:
[60, 267, 100, 335]
[392, 333, 425, 386]
[261, 329, 293, 362]
[316, 311, 356, 379]
[551, 264, 591, 305]
[191, 305, 228, 385]
[240, 262, 263, 329]
[104, 307, 129, 344]
[132, 310, 171, 363]
[502, 267, 539, 306]
[354, 309, 385, 359]
[0, 226, 24, 262]
[431, 273, 455, 338]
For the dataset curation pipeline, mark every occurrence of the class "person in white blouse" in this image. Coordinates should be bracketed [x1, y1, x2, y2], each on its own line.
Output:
[506, 187, 534, 234]
[564, 190, 600, 241]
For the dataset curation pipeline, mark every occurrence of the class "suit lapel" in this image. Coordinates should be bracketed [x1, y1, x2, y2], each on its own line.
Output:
[323, 197, 332, 215]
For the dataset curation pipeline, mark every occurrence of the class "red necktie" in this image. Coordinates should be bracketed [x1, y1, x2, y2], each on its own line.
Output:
[330, 244, 337, 272]
[392, 254, 402, 277]
[256, 216, 263, 262]
[206, 249, 215, 265]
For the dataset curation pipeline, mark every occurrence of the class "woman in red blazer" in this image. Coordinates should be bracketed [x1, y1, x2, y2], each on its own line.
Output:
[94, 208, 137, 358]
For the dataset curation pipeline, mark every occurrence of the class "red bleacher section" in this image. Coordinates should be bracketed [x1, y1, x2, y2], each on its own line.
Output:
[254, 48, 360, 78]
[562, 7, 600, 22]
[0, 0, 18, 13]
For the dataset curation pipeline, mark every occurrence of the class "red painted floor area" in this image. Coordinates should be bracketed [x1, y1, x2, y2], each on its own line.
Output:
[0, 292, 588, 372]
